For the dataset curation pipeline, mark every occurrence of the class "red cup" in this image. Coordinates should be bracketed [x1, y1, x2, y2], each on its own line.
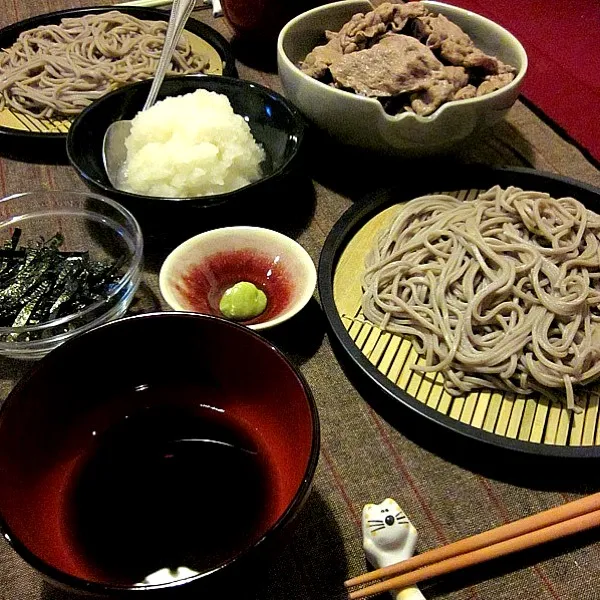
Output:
[221, 0, 324, 40]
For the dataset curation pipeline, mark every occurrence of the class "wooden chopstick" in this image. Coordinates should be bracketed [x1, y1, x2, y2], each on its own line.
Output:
[116, 0, 174, 7]
[116, 0, 208, 8]
[348, 508, 600, 599]
[346, 491, 600, 597]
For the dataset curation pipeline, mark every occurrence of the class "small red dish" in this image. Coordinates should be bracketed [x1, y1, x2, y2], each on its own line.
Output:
[159, 226, 317, 330]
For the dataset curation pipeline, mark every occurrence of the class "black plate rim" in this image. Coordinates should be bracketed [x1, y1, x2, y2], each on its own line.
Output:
[0, 5, 237, 146]
[318, 165, 600, 460]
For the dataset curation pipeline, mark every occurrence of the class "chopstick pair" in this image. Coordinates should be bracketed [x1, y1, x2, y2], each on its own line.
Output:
[116, 0, 222, 17]
[345, 491, 600, 599]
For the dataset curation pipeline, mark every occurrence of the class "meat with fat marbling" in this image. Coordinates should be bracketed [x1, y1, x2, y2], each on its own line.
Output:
[299, 1, 518, 116]
[329, 33, 443, 97]
[300, 2, 428, 79]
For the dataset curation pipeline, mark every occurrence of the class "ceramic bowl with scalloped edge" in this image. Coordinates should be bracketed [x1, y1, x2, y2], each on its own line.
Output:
[277, 0, 528, 155]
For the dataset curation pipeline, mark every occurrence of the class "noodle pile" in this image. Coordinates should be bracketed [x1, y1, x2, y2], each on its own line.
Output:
[0, 11, 210, 118]
[362, 186, 600, 410]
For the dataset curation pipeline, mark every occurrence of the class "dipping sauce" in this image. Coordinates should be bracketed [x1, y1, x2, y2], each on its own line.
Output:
[175, 249, 293, 325]
[65, 383, 275, 585]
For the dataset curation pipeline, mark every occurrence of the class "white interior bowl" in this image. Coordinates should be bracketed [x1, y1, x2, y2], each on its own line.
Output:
[277, 0, 528, 155]
[159, 226, 316, 330]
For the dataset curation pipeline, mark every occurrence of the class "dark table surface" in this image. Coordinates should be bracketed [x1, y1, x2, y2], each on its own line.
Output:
[1, 3, 600, 600]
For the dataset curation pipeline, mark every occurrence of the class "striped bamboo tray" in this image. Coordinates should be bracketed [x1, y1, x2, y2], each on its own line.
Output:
[0, 6, 236, 159]
[319, 167, 600, 458]
[0, 31, 224, 135]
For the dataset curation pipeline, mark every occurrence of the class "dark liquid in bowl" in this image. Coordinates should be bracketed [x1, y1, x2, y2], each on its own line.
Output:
[65, 391, 272, 585]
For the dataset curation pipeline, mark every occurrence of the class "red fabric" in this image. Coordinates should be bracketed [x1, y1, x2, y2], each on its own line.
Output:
[447, 0, 600, 162]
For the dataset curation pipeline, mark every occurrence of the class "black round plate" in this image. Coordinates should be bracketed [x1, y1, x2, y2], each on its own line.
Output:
[0, 6, 237, 163]
[318, 165, 600, 460]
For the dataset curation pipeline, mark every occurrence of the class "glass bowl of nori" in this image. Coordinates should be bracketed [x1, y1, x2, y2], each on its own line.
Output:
[0, 191, 143, 359]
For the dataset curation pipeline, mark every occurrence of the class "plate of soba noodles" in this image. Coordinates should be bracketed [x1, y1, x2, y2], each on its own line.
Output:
[318, 166, 600, 458]
[0, 6, 236, 160]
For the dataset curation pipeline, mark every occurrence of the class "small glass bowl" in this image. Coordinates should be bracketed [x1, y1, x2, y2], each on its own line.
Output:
[0, 191, 143, 359]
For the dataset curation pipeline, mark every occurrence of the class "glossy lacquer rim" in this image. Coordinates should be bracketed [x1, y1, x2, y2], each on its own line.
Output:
[0, 5, 237, 160]
[318, 165, 600, 460]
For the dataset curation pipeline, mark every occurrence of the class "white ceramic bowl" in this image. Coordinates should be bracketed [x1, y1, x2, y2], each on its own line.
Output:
[159, 226, 316, 330]
[277, 0, 528, 155]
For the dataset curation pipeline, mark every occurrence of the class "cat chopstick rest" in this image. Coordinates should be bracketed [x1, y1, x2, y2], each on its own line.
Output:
[362, 498, 426, 600]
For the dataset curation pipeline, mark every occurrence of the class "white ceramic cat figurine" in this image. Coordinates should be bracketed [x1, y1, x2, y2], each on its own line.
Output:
[362, 498, 426, 600]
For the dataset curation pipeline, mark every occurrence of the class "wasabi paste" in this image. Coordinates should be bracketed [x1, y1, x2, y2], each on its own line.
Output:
[219, 281, 267, 320]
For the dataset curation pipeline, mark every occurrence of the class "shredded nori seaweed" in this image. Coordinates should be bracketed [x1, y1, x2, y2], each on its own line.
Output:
[0, 228, 124, 341]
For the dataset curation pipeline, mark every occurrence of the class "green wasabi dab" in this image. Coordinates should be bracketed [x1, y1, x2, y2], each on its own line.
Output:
[219, 281, 267, 321]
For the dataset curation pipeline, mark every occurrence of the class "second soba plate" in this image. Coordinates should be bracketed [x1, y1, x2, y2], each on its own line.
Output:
[319, 166, 600, 459]
[0, 6, 237, 162]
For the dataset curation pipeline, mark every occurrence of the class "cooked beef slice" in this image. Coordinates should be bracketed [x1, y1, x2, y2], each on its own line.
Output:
[477, 72, 516, 95]
[410, 66, 469, 115]
[453, 84, 477, 100]
[329, 33, 444, 97]
[412, 13, 516, 75]
[337, 1, 430, 52]
[300, 1, 428, 79]
[300, 1, 517, 116]
[300, 32, 346, 79]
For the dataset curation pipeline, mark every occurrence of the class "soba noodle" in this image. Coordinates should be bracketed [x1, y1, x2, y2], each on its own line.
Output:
[362, 186, 600, 411]
[0, 11, 210, 118]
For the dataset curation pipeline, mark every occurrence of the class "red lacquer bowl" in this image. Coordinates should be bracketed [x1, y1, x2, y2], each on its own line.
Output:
[0, 312, 319, 595]
[159, 226, 317, 330]
[220, 0, 324, 40]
